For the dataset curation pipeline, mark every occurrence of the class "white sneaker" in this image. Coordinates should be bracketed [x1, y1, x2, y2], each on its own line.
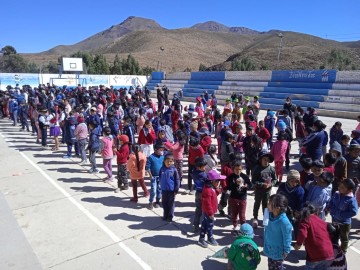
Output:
[252, 219, 258, 229]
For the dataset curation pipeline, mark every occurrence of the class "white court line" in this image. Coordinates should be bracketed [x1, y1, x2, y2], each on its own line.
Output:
[0, 131, 151, 270]
[350, 245, 360, 255]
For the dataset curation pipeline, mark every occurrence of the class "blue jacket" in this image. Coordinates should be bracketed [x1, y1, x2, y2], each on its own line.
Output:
[145, 153, 164, 177]
[277, 183, 304, 212]
[264, 212, 293, 260]
[192, 169, 207, 192]
[159, 165, 180, 192]
[265, 116, 275, 136]
[328, 191, 358, 224]
[64, 117, 78, 143]
[123, 124, 135, 145]
[305, 182, 332, 220]
[88, 126, 101, 152]
[302, 130, 325, 160]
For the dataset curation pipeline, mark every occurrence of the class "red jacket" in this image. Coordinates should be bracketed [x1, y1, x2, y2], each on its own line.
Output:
[138, 128, 156, 145]
[296, 214, 334, 262]
[171, 110, 180, 132]
[202, 185, 220, 216]
[188, 145, 205, 165]
[256, 127, 271, 143]
[115, 144, 130, 164]
[200, 135, 212, 153]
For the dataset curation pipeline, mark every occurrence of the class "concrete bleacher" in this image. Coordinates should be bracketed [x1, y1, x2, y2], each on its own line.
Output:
[146, 70, 360, 119]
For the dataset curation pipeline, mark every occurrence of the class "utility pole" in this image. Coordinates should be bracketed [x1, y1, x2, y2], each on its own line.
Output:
[277, 33, 284, 69]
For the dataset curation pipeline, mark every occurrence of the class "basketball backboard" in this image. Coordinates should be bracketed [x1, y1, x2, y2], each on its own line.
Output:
[62, 57, 83, 72]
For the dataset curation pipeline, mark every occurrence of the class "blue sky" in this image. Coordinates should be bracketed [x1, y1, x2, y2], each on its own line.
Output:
[2, 0, 360, 53]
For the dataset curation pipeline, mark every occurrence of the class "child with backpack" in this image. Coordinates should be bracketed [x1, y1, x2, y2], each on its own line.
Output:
[87, 122, 101, 173]
[100, 126, 114, 182]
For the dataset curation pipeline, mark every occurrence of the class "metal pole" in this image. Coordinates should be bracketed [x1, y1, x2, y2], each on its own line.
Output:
[277, 33, 284, 68]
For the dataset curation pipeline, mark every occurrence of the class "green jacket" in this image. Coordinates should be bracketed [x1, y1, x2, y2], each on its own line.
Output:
[228, 235, 261, 270]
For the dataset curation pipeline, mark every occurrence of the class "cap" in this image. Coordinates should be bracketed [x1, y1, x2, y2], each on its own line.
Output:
[207, 169, 226, 181]
[239, 223, 254, 238]
[118, 134, 129, 143]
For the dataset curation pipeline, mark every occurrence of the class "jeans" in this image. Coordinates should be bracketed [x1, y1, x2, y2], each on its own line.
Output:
[149, 176, 161, 203]
[77, 139, 87, 162]
[12, 110, 18, 126]
[187, 164, 195, 190]
[253, 189, 271, 220]
[199, 214, 214, 240]
[89, 150, 97, 170]
[193, 191, 203, 227]
[41, 128, 47, 146]
[21, 117, 29, 131]
[305, 260, 332, 270]
[66, 142, 79, 156]
[162, 190, 175, 221]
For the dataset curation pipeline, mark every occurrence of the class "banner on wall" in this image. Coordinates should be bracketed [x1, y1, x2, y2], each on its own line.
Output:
[0, 73, 39, 89]
[109, 75, 149, 88]
[271, 70, 337, 83]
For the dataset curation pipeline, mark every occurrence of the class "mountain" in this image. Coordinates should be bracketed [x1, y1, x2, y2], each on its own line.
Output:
[44, 16, 164, 55]
[191, 21, 259, 35]
[21, 16, 360, 72]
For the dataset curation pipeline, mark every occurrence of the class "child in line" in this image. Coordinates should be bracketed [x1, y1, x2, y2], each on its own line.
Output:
[323, 153, 336, 174]
[227, 160, 252, 234]
[192, 157, 208, 232]
[328, 178, 359, 253]
[100, 126, 114, 182]
[251, 151, 277, 228]
[159, 153, 180, 223]
[294, 204, 334, 269]
[188, 136, 205, 194]
[299, 157, 312, 188]
[164, 131, 185, 187]
[198, 169, 223, 248]
[263, 194, 293, 270]
[327, 223, 348, 270]
[127, 144, 149, 203]
[270, 131, 289, 183]
[138, 120, 156, 157]
[227, 223, 261, 270]
[330, 141, 348, 194]
[114, 134, 130, 191]
[203, 145, 218, 173]
[340, 135, 350, 156]
[75, 114, 88, 164]
[87, 122, 101, 173]
[329, 121, 343, 146]
[146, 143, 165, 209]
[305, 171, 333, 220]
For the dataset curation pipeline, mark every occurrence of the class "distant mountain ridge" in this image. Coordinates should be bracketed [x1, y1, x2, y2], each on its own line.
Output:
[191, 21, 260, 35]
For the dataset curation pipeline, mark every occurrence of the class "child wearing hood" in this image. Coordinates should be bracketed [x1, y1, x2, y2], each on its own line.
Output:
[264, 110, 276, 150]
[328, 178, 358, 253]
[330, 141, 347, 194]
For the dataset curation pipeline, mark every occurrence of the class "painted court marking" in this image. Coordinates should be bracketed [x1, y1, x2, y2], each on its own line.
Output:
[1, 132, 152, 270]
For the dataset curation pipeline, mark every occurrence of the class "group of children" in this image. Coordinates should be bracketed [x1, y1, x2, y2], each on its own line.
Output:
[2, 84, 360, 270]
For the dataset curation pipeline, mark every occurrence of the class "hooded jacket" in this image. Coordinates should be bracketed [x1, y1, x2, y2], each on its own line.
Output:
[88, 125, 101, 152]
[328, 191, 358, 224]
[330, 141, 347, 182]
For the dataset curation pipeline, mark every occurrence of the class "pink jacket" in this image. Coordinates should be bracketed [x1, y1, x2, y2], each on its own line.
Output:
[164, 141, 184, 160]
[136, 115, 146, 135]
[75, 123, 88, 140]
[270, 140, 289, 162]
[127, 151, 147, 180]
[101, 136, 114, 159]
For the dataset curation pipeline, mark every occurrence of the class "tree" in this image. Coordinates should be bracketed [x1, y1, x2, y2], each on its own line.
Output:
[93, 54, 110, 74]
[199, 63, 207, 71]
[70, 51, 95, 74]
[142, 66, 155, 76]
[231, 58, 256, 71]
[111, 54, 123, 74]
[0, 55, 30, 72]
[327, 49, 352, 71]
[2, 45, 17, 55]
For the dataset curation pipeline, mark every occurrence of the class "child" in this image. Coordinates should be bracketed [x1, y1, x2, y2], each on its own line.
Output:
[127, 144, 149, 202]
[188, 136, 205, 194]
[204, 145, 218, 173]
[299, 157, 312, 188]
[145, 143, 165, 209]
[164, 131, 185, 186]
[87, 122, 101, 173]
[48, 108, 60, 151]
[345, 143, 360, 180]
[328, 178, 358, 253]
[330, 141, 348, 194]
[255, 120, 271, 151]
[305, 171, 333, 220]
[227, 223, 261, 270]
[63, 111, 79, 158]
[251, 151, 277, 228]
[264, 110, 276, 150]
[159, 153, 180, 222]
[138, 120, 156, 157]
[351, 130, 360, 145]
[75, 114, 88, 165]
[329, 121, 343, 146]
[294, 204, 334, 269]
[122, 116, 135, 145]
[114, 134, 130, 191]
[340, 135, 350, 156]
[327, 223, 347, 270]
[304, 160, 325, 189]
[323, 153, 336, 174]
[101, 126, 114, 182]
[263, 194, 293, 270]
[227, 161, 252, 233]
[294, 115, 305, 156]
[192, 157, 208, 232]
[198, 169, 223, 248]
[270, 131, 289, 183]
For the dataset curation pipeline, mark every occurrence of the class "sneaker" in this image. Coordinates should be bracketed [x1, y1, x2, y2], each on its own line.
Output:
[63, 155, 71, 159]
[189, 190, 196, 195]
[88, 168, 94, 173]
[130, 198, 138, 203]
[104, 178, 114, 183]
[93, 169, 100, 174]
[193, 225, 200, 233]
[198, 238, 208, 248]
[208, 237, 219, 246]
[154, 203, 161, 208]
[252, 218, 258, 229]
[185, 189, 191, 194]
[114, 188, 120, 193]
[147, 203, 154, 210]
[79, 160, 88, 165]
[36, 140, 41, 144]
[120, 185, 129, 190]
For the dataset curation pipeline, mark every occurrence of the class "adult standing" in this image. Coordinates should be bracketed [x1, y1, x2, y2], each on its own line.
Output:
[301, 120, 326, 161]
[283, 97, 296, 127]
